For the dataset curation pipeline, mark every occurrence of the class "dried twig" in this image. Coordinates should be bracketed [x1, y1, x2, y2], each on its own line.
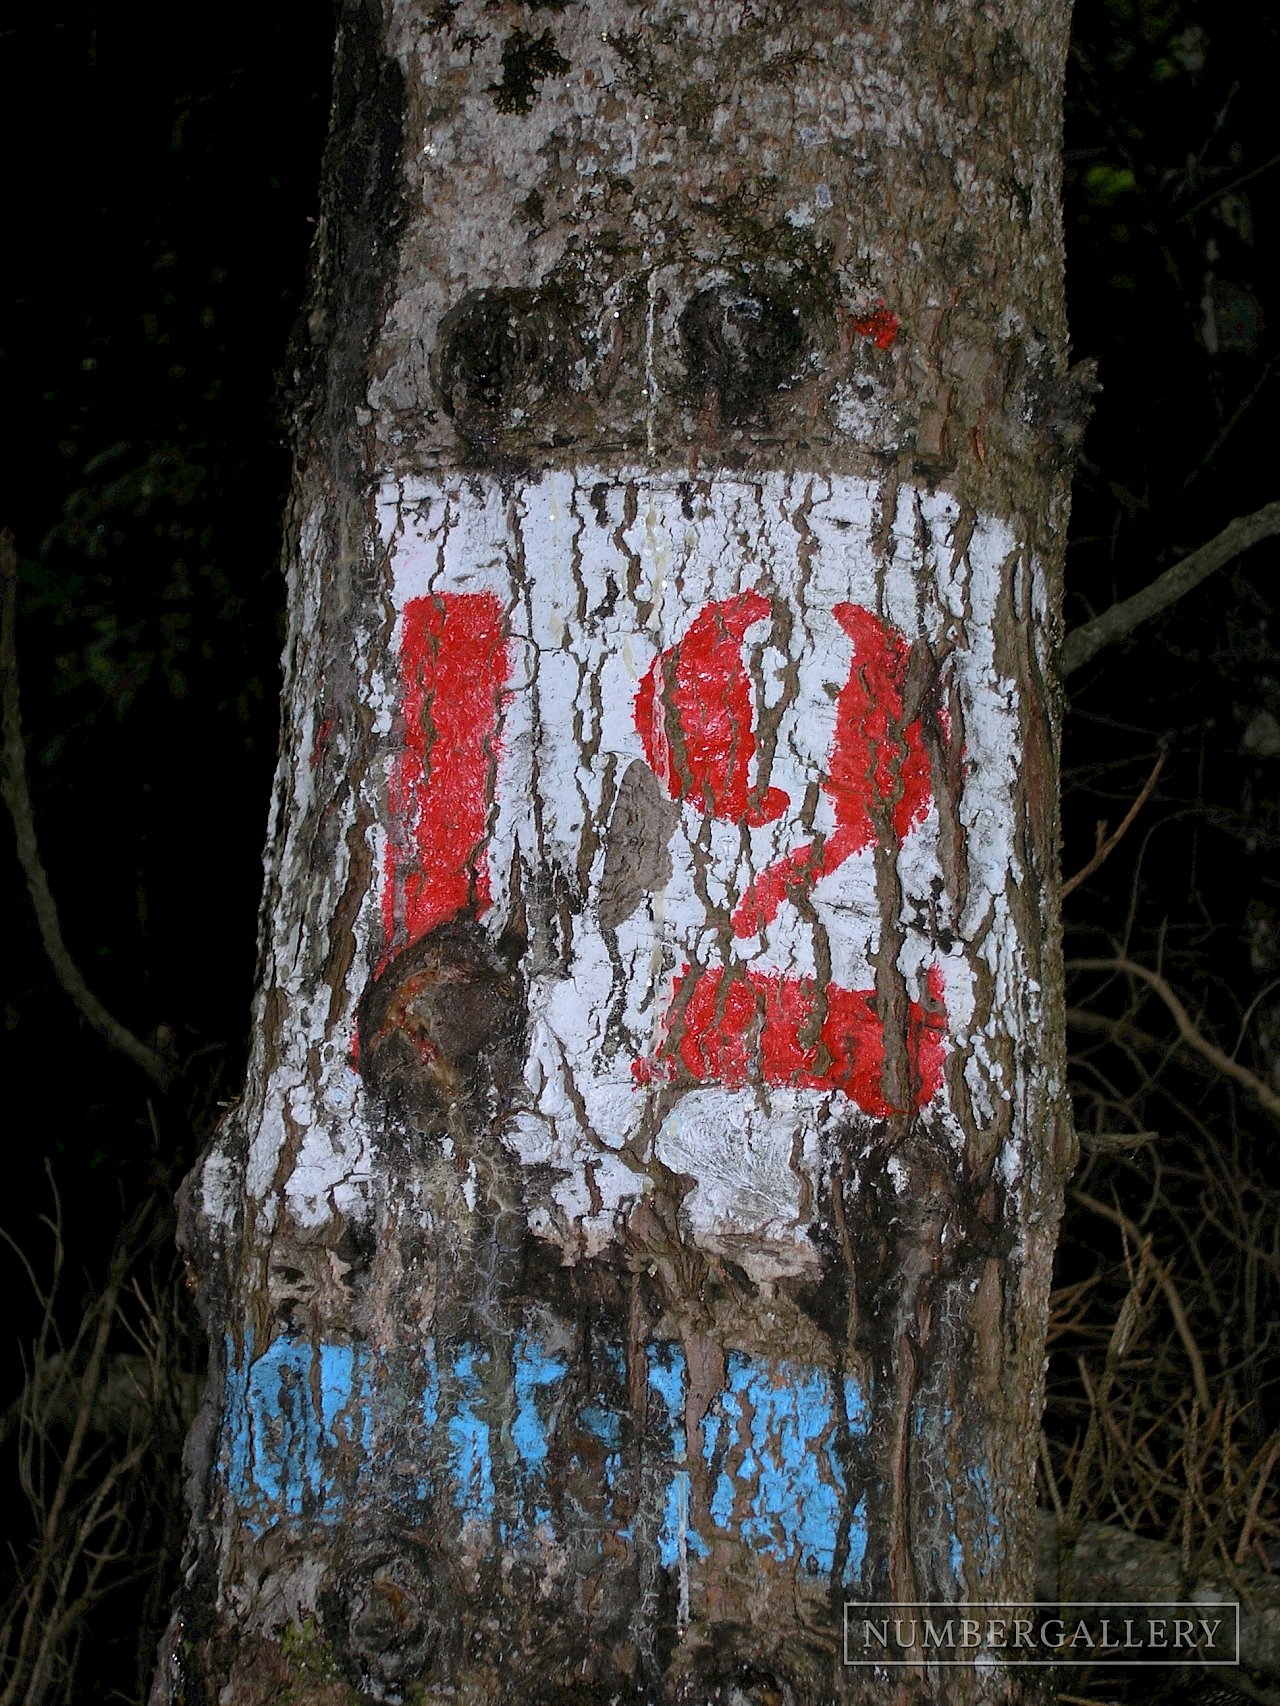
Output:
[1062, 1238, 1158, 1533]
[1072, 1189, 1213, 1413]
[1061, 499, 1280, 675]
[1061, 749, 1166, 899]
[1237, 1435, 1280, 1568]
[0, 532, 171, 1089]
[1068, 957, 1280, 1124]
[0, 1183, 194, 1706]
[1077, 1129, 1160, 1153]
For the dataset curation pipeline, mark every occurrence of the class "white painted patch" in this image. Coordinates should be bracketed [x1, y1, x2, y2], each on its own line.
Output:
[364, 470, 1040, 1275]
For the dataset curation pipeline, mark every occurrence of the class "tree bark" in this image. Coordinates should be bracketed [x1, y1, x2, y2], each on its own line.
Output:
[171, 1, 1077, 1701]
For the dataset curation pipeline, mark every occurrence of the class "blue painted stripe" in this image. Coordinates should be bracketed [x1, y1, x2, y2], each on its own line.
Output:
[511, 1334, 569, 1475]
[707, 1353, 845, 1574]
[446, 1345, 495, 1522]
[224, 1334, 372, 1525]
[219, 1331, 981, 1580]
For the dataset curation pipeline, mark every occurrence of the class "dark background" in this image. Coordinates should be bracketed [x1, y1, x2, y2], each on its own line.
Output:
[2, 2, 1277, 1700]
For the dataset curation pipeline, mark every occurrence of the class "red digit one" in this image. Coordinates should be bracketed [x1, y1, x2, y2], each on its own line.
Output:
[381, 592, 510, 949]
[633, 597, 947, 1113]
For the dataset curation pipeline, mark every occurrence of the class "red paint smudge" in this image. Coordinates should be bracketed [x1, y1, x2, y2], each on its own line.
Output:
[382, 593, 509, 949]
[635, 591, 789, 827]
[851, 304, 900, 350]
[733, 604, 934, 937]
[634, 963, 946, 1115]
[309, 717, 335, 770]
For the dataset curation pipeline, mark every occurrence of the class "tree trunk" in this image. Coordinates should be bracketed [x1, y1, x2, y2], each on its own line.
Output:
[170, 1, 1078, 1701]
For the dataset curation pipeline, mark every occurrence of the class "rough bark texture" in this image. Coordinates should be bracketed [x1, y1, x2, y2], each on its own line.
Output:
[170, 1, 1078, 1701]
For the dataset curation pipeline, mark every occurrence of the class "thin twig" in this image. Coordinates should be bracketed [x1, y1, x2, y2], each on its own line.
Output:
[1072, 1189, 1214, 1414]
[0, 531, 170, 1089]
[1063, 1244, 1156, 1532]
[1078, 1130, 1160, 1154]
[1061, 750, 1166, 899]
[1068, 957, 1280, 1124]
[1039, 1430, 1067, 1525]
[1061, 499, 1280, 675]
[1235, 1433, 1280, 1568]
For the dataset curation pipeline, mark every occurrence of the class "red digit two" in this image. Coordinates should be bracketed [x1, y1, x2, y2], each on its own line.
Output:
[634, 596, 948, 1115]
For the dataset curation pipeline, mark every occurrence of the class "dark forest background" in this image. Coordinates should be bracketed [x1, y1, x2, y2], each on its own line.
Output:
[1, 2, 1277, 1701]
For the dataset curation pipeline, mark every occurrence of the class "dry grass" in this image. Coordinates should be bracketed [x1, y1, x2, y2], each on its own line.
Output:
[0, 1174, 197, 1706]
[1046, 956, 1280, 1592]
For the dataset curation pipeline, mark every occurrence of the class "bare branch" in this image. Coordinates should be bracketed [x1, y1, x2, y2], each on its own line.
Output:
[0, 531, 171, 1090]
[1072, 1189, 1214, 1413]
[1061, 748, 1166, 898]
[1069, 955, 1280, 1124]
[1061, 499, 1280, 676]
[1077, 1129, 1159, 1153]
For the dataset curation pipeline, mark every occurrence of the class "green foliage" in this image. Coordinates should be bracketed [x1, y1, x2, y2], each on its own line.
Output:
[280, 1618, 345, 1687]
[1083, 162, 1137, 203]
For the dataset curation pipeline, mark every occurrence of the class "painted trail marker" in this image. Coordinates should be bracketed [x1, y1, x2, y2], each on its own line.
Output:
[369, 468, 1037, 1281]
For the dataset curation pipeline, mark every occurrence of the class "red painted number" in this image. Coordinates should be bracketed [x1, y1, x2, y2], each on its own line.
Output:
[635, 597, 947, 1114]
[634, 964, 947, 1118]
[381, 593, 510, 949]
[733, 603, 933, 937]
[635, 591, 789, 827]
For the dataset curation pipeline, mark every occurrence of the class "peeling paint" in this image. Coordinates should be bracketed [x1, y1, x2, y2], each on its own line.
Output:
[849, 304, 900, 349]
[216, 466, 1041, 1271]
[221, 1334, 892, 1581]
[368, 469, 1037, 1273]
[223, 1336, 375, 1522]
[634, 962, 947, 1116]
